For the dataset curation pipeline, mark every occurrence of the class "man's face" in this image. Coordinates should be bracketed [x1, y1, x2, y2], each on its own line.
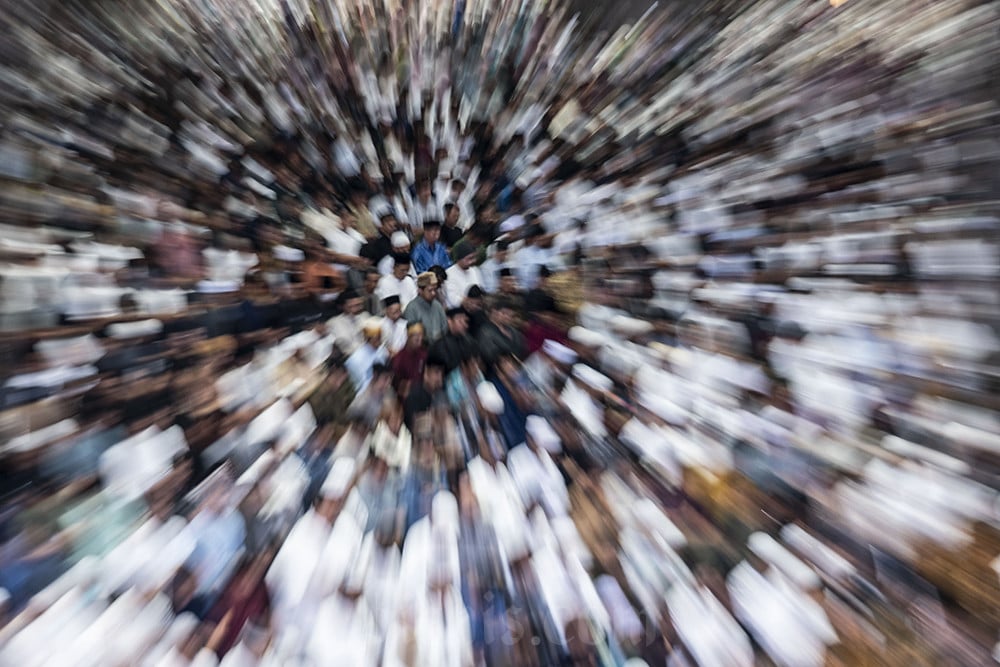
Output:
[424, 366, 444, 391]
[393, 261, 410, 279]
[449, 313, 469, 335]
[408, 329, 424, 348]
[386, 302, 402, 321]
[423, 226, 440, 246]
[445, 207, 460, 227]
[500, 275, 518, 292]
[459, 254, 477, 270]
[381, 215, 398, 234]
[420, 283, 438, 302]
[364, 272, 380, 293]
[345, 297, 364, 316]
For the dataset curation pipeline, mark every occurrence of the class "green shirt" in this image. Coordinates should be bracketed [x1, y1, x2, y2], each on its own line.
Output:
[403, 296, 448, 343]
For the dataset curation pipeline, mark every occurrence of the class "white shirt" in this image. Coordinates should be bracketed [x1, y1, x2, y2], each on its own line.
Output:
[376, 274, 418, 309]
[382, 317, 409, 355]
[443, 264, 483, 308]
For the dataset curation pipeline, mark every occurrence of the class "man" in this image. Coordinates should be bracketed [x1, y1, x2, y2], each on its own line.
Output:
[377, 231, 411, 276]
[359, 211, 399, 265]
[497, 268, 526, 314]
[345, 317, 389, 392]
[477, 298, 526, 370]
[440, 203, 464, 248]
[479, 240, 510, 294]
[403, 356, 447, 431]
[328, 289, 370, 356]
[443, 242, 484, 309]
[463, 285, 489, 338]
[361, 268, 383, 316]
[380, 295, 409, 355]
[375, 253, 418, 309]
[309, 356, 357, 436]
[391, 322, 428, 399]
[347, 363, 396, 426]
[409, 179, 440, 232]
[403, 271, 448, 344]
[524, 265, 558, 314]
[429, 307, 474, 374]
[411, 220, 451, 274]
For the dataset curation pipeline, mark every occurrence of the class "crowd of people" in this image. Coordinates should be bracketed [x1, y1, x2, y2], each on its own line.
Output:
[1, 0, 999, 665]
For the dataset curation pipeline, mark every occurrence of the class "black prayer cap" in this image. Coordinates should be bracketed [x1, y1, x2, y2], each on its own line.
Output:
[381, 294, 401, 308]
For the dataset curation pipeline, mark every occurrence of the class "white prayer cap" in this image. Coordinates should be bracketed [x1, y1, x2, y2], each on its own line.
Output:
[572, 364, 613, 392]
[526, 416, 561, 453]
[623, 660, 649, 667]
[477, 381, 505, 415]
[0, 587, 9, 609]
[567, 326, 605, 348]
[390, 231, 409, 248]
[499, 215, 526, 233]
[273, 245, 305, 262]
[610, 315, 654, 337]
[779, 524, 856, 580]
[431, 491, 459, 528]
[542, 340, 577, 366]
[190, 648, 220, 667]
[321, 458, 356, 500]
[747, 532, 822, 590]
[106, 319, 163, 339]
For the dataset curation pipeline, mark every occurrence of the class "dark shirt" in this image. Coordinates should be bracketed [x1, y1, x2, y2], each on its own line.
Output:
[477, 321, 526, 367]
[429, 332, 474, 373]
[360, 232, 393, 264]
[391, 346, 428, 395]
[441, 224, 464, 248]
[524, 287, 558, 314]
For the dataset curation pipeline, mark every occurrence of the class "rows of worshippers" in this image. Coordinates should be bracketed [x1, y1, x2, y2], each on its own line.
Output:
[0, 254, 689, 667]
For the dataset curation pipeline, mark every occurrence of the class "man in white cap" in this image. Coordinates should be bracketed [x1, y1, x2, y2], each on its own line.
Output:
[523, 339, 577, 397]
[507, 415, 569, 518]
[378, 231, 412, 276]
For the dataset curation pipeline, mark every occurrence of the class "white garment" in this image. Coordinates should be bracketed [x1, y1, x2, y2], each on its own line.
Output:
[329, 312, 369, 356]
[376, 274, 418, 309]
[382, 317, 409, 355]
[443, 265, 483, 308]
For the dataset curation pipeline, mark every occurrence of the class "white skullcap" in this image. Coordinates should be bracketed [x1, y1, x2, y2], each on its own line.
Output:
[106, 319, 163, 339]
[273, 245, 305, 262]
[431, 491, 459, 529]
[477, 381, 505, 415]
[572, 364, 613, 392]
[526, 416, 561, 453]
[390, 231, 409, 248]
[321, 457, 356, 500]
[0, 587, 9, 608]
[542, 340, 577, 366]
[567, 326, 606, 348]
[610, 315, 654, 337]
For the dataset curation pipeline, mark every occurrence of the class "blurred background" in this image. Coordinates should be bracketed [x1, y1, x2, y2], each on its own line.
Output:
[0, 0, 998, 666]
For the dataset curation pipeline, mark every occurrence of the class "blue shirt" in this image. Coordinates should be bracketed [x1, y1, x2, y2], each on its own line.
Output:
[412, 239, 452, 274]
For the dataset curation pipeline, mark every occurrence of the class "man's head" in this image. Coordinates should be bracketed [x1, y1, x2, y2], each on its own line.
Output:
[423, 357, 446, 391]
[452, 242, 477, 270]
[499, 268, 518, 293]
[406, 322, 424, 348]
[379, 211, 398, 234]
[417, 180, 432, 202]
[450, 178, 465, 198]
[490, 297, 517, 328]
[392, 253, 411, 279]
[416, 271, 439, 302]
[446, 307, 469, 336]
[537, 264, 552, 286]
[363, 269, 380, 294]
[443, 203, 459, 228]
[382, 295, 402, 321]
[464, 285, 484, 312]
[422, 220, 441, 246]
[363, 317, 383, 347]
[341, 289, 364, 316]
[390, 231, 410, 254]
[494, 239, 510, 261]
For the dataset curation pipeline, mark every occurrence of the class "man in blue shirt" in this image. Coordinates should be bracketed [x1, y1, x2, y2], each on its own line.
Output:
[411, 220, 452, 274]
